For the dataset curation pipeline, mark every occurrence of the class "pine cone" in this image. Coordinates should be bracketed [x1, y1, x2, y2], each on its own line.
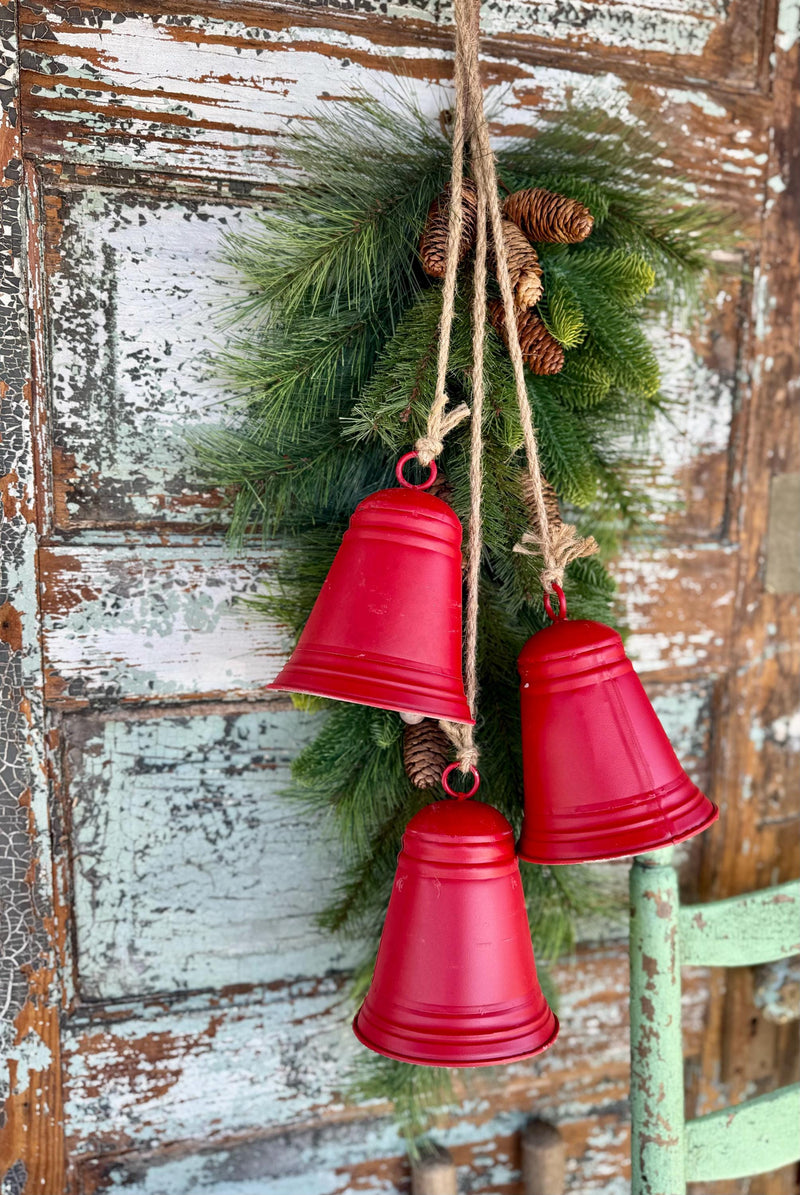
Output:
[419, 178, 479, 277]
[521, 471, 561, 535]
[504, 188, 593, 245]
[427, 471, 454, 505]
[488, 299, 565, 375]
[403, 719, 451, 790]
[488, 218, 543, 308]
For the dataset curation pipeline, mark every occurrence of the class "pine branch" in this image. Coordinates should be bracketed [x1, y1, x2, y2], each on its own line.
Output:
[199, 96, 725, 1150]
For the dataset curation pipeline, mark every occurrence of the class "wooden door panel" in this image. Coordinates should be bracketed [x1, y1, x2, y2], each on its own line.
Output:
[62, 704, 354, 1000]
[2, 0, 797, 1188]
[19, 1, 771, 205]
[41, 541, 281, 707]
[18, 0, 772, 100]
[62, 950, 713, 1191]
[44, 188, 240, 529]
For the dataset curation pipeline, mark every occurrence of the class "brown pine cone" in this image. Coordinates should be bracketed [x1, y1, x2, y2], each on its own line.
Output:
[504, 188, 593, 245]
[427, 471, 454, 505]
[419, 178, 479, 277]
[488, 299, 565, 375]
[521, 471, 561, 535]
[488, 218, 543, 309]
[403, 719, 451, 790]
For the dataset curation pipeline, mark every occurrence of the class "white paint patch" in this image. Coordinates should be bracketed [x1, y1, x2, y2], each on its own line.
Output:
[7, 1029, 53, 1094]
[666, 89, 728, 117]
[776, 0, 800, 51]
[68, 708, 361, 1000]
[49, 193, 248, 524]
[42, 542, 285, 702]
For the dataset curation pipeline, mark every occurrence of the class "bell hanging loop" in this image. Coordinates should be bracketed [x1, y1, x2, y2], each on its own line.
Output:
[441, 762, 481, 800]
[543, 582, 568, 622]
[395, 450, 437, 490]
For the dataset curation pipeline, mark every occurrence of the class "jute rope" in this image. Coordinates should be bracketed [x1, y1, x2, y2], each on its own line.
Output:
[420, 0, 597, 770]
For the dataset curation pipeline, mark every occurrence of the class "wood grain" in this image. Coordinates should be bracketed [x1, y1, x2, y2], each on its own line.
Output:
[61, 946, 712, 1189]
[18, 1, 772, 204]
[2, 0, 796, 1188]
[0, 5, 66, 1190]
[40, 540, 284, 706]
[688, 4, 800, 1191]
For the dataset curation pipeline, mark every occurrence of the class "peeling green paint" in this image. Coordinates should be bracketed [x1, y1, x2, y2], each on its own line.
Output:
[67, 706, 360, 1000]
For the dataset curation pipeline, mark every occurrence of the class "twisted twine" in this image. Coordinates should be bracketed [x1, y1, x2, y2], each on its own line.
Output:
[422, 0, 597, 770]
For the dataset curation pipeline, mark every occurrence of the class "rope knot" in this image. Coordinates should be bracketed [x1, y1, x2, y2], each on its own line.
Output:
[440, 720, 480, 774]
[415, 403, 471, 467]
[513, 523, 599, 592]
[415, 435, 444, 467]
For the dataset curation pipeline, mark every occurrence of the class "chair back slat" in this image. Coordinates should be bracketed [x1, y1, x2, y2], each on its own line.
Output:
[680, 881, 800, 967]
[685, 1083, 800, 1183]
[630, 857, 800, 1194]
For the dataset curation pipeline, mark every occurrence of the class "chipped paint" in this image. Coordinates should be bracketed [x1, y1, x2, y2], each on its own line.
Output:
[46, 191, 246, 525]
[613, 545, 738, 675]
[776, 0, 800, 52]
[0, 6, 64, 1186]
[749, 707, 800, 752]
[20, 10, 770, 202]
[41, 541, 285, 704]
[472, 0, 721, 57]
[664, 89, 728, 118]
[66, 706, 358, 1000]
[62, 944, 711, 1187]
[6, 1029, 53, 1094]
[2, 0, 794, 1187]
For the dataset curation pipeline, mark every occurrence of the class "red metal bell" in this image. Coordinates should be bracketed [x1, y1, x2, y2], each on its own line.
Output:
[517, 588, 718, 865]
[268, 455, 473, 724]
[353, 769, 559, 1066]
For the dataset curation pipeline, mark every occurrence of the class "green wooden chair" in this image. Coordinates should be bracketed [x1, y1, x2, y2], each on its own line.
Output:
[629, 848, 800, 1194]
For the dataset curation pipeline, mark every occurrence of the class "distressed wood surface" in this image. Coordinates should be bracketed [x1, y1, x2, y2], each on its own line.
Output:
[685, 1084, 800, 1184]
[43, 188, 245, 528]
[19, 0, 773, 103]
[629, 853, 686, 1195]
[680, 881, 800, 967]
[687, 3, 800, 1191]
[39, 185, 744, 535]
[18, 1, 773, 205]
[61, 945, 712, 1190]
[41, 540, 283, 706]
[2, 0, 797, 1188]
[63, 704, 361, 1000]
[0, 4, 66, 1191]
[60, 695, 709, 1004]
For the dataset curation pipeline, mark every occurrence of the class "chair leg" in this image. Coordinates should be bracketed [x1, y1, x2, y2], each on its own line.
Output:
[630, 848, 686, 1195]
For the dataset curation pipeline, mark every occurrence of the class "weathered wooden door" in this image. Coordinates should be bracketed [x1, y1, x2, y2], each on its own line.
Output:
[1, 0, 797, 1191]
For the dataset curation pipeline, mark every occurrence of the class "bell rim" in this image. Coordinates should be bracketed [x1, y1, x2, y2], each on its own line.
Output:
[267, 678, 475, 725]
[352, 1011, 559, 1068]
[517, 799, 719, 865]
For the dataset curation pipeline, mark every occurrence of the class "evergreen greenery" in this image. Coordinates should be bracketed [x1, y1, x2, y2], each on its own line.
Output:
[199, 97, 724, 1149]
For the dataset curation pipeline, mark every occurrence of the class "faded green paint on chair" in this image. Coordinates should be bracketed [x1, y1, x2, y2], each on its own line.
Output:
[629, 848, 800, 1195]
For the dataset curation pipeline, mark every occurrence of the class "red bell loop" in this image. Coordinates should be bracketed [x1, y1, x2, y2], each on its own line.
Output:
[543, 583, 567, 622]
[442, 763, 481, 800]
[396, 451, 437, 491]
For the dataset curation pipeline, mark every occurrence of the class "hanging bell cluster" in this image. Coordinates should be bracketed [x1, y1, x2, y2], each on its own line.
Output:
[269, 455, 717, 1068]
